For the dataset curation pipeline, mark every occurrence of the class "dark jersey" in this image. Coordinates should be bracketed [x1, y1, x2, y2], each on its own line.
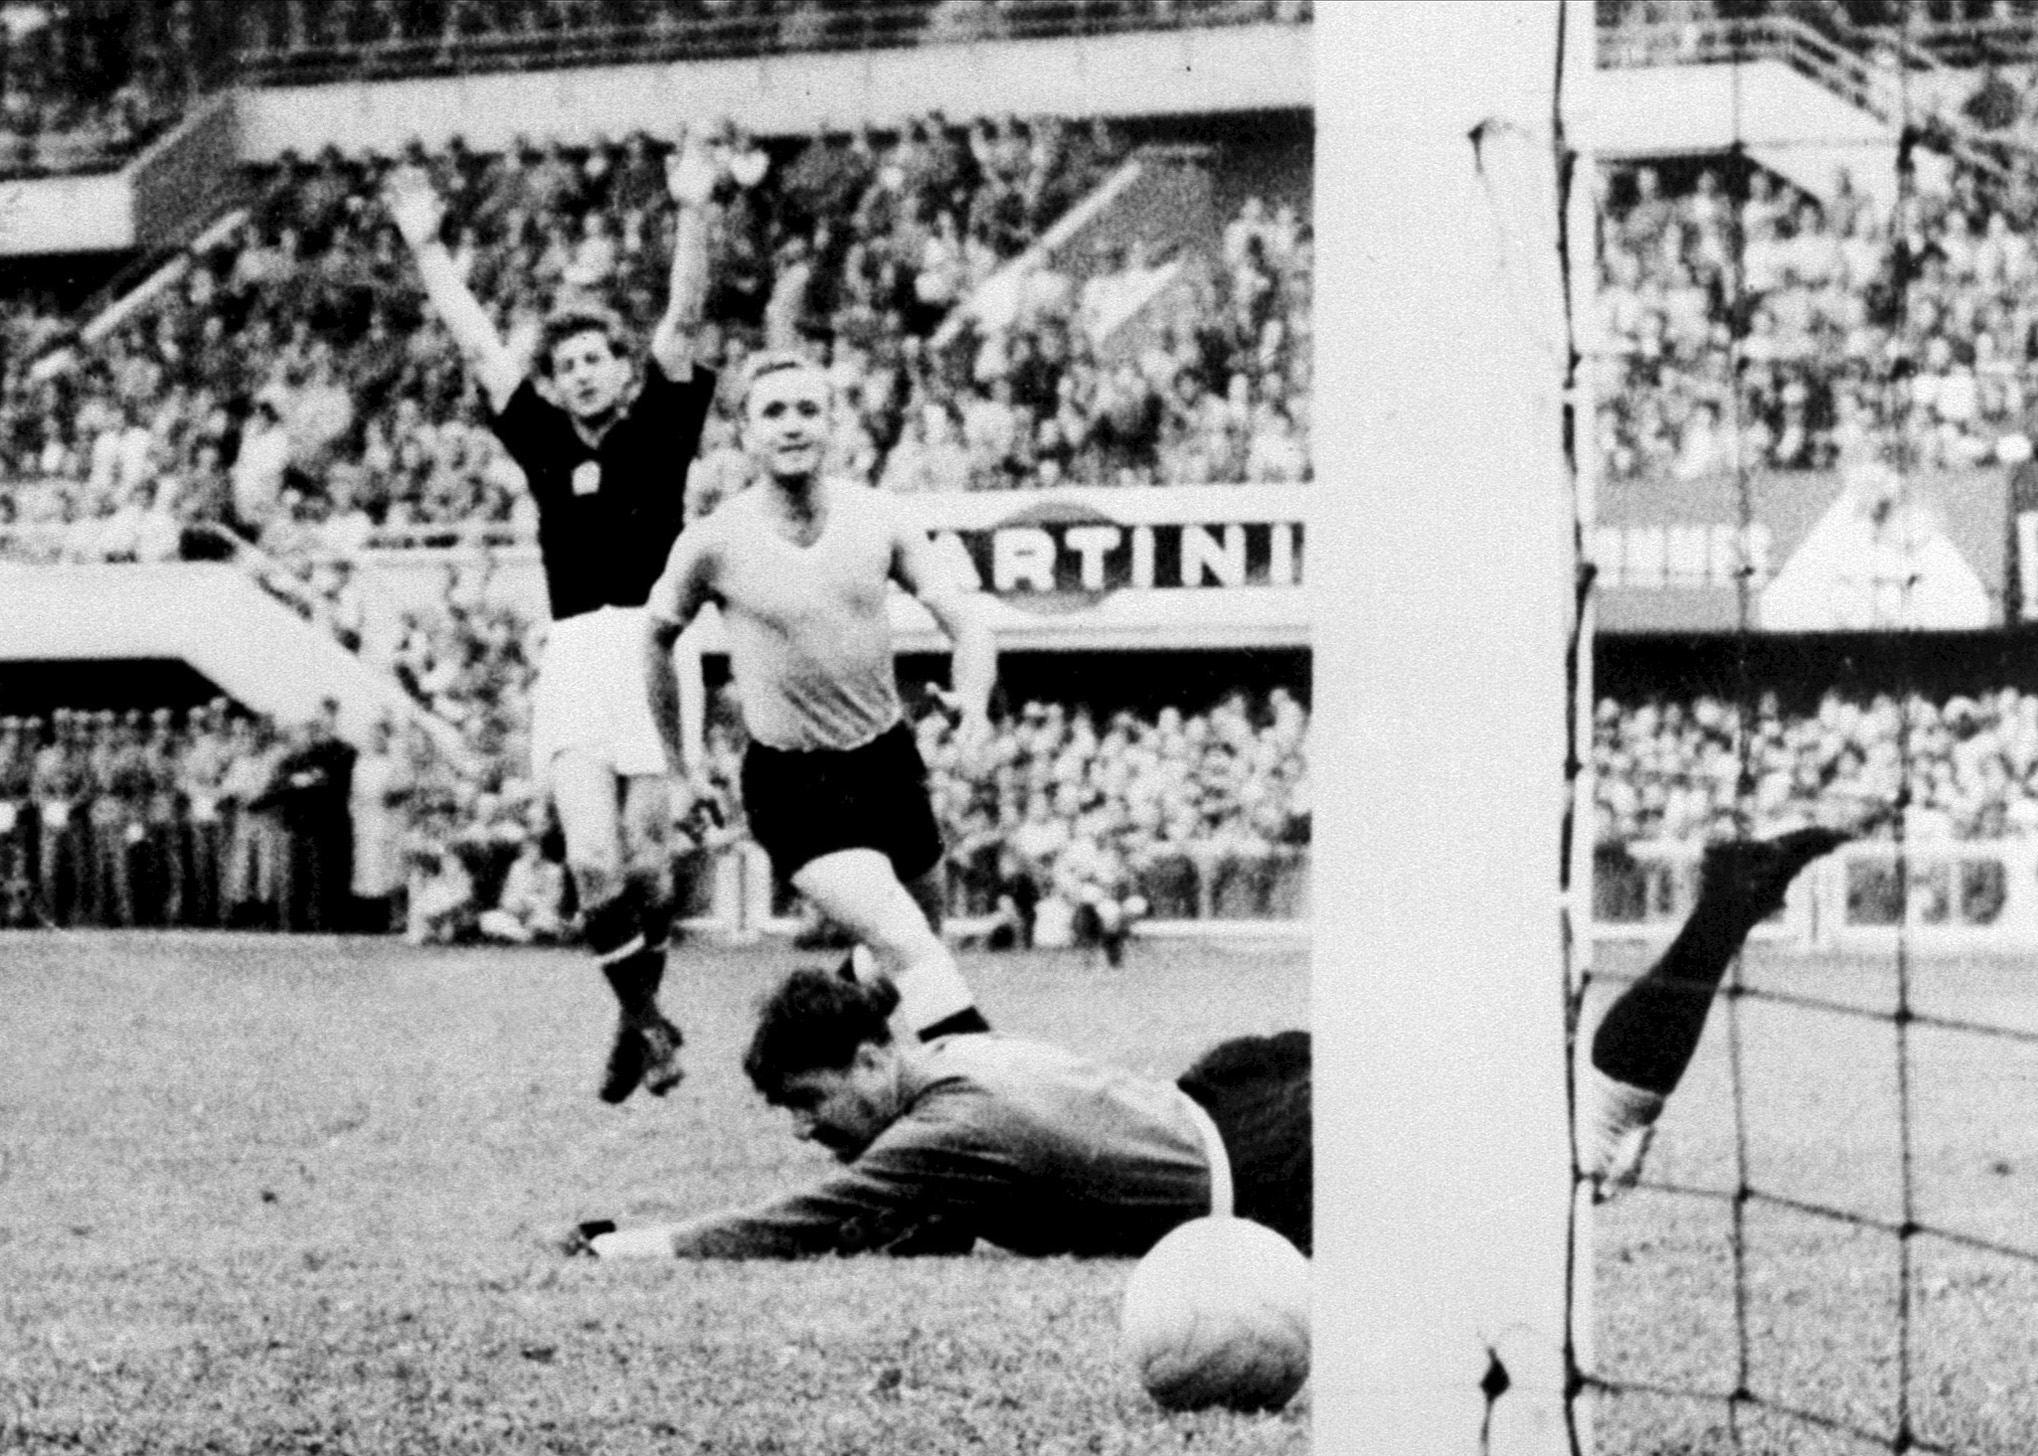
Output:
[489, 362, 716, 622]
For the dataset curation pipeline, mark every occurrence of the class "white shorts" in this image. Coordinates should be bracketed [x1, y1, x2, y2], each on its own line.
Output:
[530, 605, 670, 782]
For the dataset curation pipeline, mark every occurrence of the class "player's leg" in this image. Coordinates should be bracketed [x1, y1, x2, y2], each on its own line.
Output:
[551, 748, 672, 1102]
[792, 849, 987, 1040]
[1583, 826, 1850, 1192]
[904, 865, 946, 936]
[616, 771, 685, 1094]
[836, 863, 949, 986]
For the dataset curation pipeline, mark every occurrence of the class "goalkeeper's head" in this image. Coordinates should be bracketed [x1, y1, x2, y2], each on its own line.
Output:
[742, 969, 906, 1161]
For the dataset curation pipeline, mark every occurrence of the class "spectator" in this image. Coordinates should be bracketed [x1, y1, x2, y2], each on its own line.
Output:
[479, 836, 570, 943]
[179, 700, 233, 927]
[232, 392, 293, 541]
[349, 715, 414, 933]
[405, 833, 476, 945]
[221, 715, 289, 930]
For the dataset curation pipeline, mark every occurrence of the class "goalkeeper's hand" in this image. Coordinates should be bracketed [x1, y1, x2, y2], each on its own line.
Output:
[555, 1219, 675, 1259]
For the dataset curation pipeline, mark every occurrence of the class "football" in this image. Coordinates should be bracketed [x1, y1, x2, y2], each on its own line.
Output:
[1119, 1215, 1311, 1412]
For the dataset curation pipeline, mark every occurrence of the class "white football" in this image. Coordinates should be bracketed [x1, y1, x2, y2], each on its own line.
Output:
[1120, 1215, 1310, 1412]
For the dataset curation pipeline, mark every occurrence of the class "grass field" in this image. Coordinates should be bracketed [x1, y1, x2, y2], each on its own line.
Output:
[9, 931, 2038, 1454]
[0, 932, 1309, 1455]
[1591, 942, 2038, 1456]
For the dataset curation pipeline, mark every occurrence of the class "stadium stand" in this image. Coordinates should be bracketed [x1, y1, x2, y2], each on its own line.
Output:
[228, 0, 1313, 85]
[1583, 4, 2038, 955]
[0, 1, 1312, 944]
[0, 0, 1308, 181]
[0, 0, 236, 180]
[0, 125, 1310, 557]
[1590, 688, 2038, 845]
[1589, 129, 2038, 485]
[0, 685, 1307, 939]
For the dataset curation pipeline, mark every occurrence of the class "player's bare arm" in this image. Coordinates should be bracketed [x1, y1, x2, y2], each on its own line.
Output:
[889, 503, 997, 742]
[645, 528, 722, 786]
[647, 129, 719, 382]
[383, 166, 523, 412]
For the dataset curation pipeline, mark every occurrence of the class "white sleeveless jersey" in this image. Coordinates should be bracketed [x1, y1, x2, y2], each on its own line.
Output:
[706, 481, 905, 752]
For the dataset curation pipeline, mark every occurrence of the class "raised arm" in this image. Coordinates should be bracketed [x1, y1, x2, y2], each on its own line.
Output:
[644, 532, 718, 781]
[891, 511, 996, 742]
[383, 166, 523, 413]
[647, 131, 720, 382]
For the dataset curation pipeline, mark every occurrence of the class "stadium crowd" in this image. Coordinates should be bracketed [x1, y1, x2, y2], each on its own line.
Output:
[1593, 688, 2038, 845]
[0, 683, 1309, 940]
[1595, 150, 2038, 482]
[0, 0, 234, 180]
[0, 119, 1308, 562]
[0, 8, 1318, 944]
[925, 686, 1310, 948]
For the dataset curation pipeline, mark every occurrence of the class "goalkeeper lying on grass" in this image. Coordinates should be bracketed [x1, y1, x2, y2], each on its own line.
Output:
[559, 825, 1841, 1260]
[557, 968, 1311, 1260]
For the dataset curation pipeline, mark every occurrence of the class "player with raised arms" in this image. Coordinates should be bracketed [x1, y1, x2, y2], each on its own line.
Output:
[643, 351, 995, 1045]
[385, 132, 720, 1104]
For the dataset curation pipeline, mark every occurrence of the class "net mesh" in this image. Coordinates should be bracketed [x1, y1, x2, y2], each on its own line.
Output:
[1567, 7, 2038, 1453]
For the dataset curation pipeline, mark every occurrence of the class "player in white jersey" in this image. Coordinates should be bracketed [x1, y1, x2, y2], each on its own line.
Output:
[644, 353, 995, 1041]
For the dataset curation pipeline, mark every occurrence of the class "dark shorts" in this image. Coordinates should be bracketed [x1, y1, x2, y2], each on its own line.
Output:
[1179, 1030, 1312, 1256]
[741, 721, 944, 886]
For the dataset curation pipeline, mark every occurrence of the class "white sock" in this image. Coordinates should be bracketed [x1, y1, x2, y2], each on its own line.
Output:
[891, 945, 976, 1035]
[1581, 1069, 1665, 1181]
[846, 937, 976, 1034]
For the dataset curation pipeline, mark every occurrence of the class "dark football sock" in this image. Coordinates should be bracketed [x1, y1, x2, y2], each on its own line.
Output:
[585, 887, 658, 1024]
[1592, 829, 1847, 1095]
[919, 1006, 991, 1040]
[628, 886, 673, 1021]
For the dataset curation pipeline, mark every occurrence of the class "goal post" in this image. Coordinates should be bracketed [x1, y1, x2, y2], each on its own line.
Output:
[1313, 4, 1582, 1450]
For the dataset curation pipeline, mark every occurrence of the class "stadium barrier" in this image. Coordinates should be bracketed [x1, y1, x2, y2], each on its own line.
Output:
[1594, 836, 2038, 950]
[682, 842, 1310, 945]
[238, 20, 1312, 159]
[234, 0, 1312, 86]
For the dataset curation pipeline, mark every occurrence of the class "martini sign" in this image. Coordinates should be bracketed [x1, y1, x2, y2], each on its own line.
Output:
[914, 487, 1307, 614]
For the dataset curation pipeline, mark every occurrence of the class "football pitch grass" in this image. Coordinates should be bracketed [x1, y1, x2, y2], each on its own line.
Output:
[1591, 941, 2038, 1456]
[6, 932, 2038, 1454]
[0, 932, 1309, 1455]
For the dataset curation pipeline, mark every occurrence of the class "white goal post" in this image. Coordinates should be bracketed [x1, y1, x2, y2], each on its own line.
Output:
[1313, 4, 1584, 1451]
